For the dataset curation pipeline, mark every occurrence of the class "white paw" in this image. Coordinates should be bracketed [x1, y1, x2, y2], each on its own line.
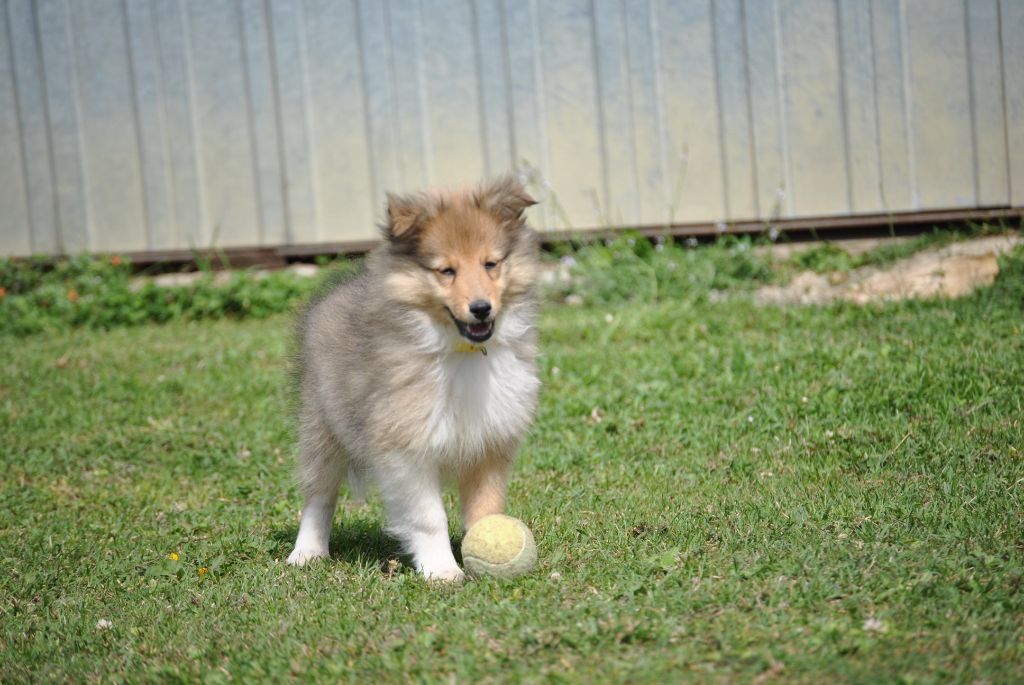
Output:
[420, 563, 465, 584]
[287, 546, 329, 566]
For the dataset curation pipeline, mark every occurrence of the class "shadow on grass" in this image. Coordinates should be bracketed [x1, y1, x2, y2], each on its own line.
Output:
[272, 517, 466, 572]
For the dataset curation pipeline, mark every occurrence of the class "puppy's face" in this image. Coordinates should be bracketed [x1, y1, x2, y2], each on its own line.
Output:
[382, 177, 537, 343]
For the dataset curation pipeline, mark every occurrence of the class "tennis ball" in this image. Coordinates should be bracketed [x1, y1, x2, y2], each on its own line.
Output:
[461, 514, 537, 579]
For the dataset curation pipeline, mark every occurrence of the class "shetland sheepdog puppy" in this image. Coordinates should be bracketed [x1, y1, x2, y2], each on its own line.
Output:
[288, 176, 540, 581]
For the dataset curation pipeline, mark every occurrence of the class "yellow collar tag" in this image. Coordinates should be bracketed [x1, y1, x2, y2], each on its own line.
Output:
[453, 341, 487, 355]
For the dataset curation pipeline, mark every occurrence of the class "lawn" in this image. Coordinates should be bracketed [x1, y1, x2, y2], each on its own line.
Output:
[2, 240, 1022, 683]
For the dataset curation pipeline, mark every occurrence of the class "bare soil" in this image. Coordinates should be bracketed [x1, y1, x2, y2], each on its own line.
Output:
[754, 234, 1022, 305]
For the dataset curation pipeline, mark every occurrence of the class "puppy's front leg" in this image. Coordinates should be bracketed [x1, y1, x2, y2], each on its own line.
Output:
[376, 456, 463, 582]
[459, 453, 513, 530]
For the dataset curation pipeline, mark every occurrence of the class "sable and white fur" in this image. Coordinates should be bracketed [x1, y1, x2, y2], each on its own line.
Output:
[288, 176, 540, 581]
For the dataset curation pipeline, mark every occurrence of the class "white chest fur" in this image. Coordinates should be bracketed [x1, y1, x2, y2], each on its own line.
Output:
[421, 345, 539, 463]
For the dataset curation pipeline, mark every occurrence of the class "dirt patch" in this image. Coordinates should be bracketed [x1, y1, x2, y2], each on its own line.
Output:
[763, 236, 913, 261]
[131, 262, 321, 291]
[754, 234, 1021, 306]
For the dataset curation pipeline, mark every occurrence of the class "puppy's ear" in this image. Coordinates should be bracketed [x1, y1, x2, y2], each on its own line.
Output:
[475, 176, 536, 222]
[382, 192, 429, 243]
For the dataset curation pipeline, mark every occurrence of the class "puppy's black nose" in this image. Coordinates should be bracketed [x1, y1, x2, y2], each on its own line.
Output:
[469, 300, 492, 321]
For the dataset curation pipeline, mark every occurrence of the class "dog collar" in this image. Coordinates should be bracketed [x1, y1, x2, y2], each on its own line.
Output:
[453, 341, 487, 355]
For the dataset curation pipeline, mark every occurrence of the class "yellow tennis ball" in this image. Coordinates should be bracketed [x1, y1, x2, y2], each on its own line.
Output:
[461, 514, 537, 579]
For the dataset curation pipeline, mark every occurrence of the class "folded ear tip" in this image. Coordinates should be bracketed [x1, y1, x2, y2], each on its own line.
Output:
[480, 174, 537, 215]
[383, 191, 428, 240]
[385, 192, 404, 213]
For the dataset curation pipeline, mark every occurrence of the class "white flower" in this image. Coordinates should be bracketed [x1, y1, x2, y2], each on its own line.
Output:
[96, 619, 113, 630]
[551, 366, 561, 376]
[747, 415, 754, 423]
[769, 226, 780, 242]
[686, 238, 698, 248]
[560, 255, 577, 268]
[549, 571, 561, 580]
[604, 313, 614, 324]
[862, 617, 886, 633]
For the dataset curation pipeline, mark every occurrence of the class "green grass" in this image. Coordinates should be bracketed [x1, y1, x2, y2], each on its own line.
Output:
[2, 245, 1023, 683]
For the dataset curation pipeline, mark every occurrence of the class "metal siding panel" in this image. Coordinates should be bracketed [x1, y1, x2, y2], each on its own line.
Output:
[269, 0, 318, 243]
[966, 0, 1008, 206]
[838, 0, 884, 213]
[744, 0, 787, 220]
[304, 0, 376, 242]
[0, 3, 31, 255]
[386, 0, 430, 190]
[656, 0, 726, 223]
[712, 0, 757, 220]
[1000, 0, 1024, 206]
[37, 0, 90, 253]
[70, 0, 149, 252]
[184, 0, 261, 248]
[125, 0, 176, 250]
[239, 0, 287, 246]
[474, 0, 514, 178]
[871, 0, 913, 211]
[538, 0, 603, 228]
[152, 0, 205, 249]
[8, 0, 60, 253]
[623, 0, 668, 227]
[502, 0, 549, 228]
[592, 0, 639, 225]
[4, 0, 1022, 257]
[779, 0, 849, 216]
[356, 0, 400, 200]
[903, 0, 974, 208]
[420, 0, 487, 187]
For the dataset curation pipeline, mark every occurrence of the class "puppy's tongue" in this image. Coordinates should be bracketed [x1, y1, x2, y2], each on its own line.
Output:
[468, 322, 491, 336]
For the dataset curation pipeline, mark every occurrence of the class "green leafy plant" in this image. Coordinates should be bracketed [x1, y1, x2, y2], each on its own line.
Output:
[0, 256, 361, 336]
[543, 232, 776, 306]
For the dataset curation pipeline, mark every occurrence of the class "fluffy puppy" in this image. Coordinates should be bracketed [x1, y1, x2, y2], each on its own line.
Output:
[288, 176, 540, 581]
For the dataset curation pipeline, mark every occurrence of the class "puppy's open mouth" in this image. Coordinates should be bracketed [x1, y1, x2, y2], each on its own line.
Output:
[447, 309, 494, 342]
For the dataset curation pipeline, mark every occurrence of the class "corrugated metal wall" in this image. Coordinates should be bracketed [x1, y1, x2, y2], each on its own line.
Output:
[1, 0, 1021, 257]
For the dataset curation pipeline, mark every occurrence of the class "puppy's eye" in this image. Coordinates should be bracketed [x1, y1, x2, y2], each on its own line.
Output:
[484, 261, 498, 271]
[439, 267, 456, 277]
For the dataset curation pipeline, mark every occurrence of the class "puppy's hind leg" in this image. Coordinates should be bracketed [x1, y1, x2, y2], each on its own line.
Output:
[288, 413, 344, 566]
